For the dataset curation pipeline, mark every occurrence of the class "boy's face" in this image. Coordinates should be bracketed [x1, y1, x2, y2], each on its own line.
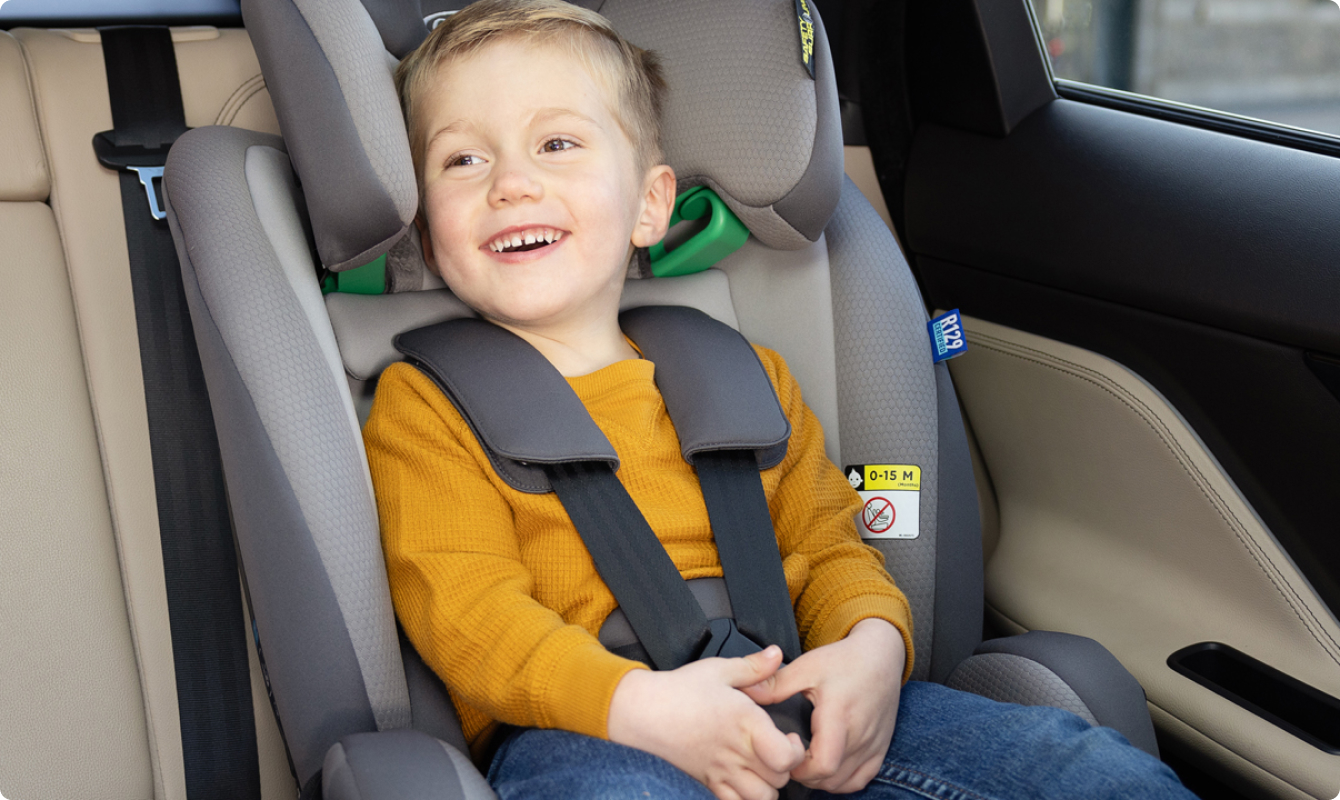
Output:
[416, 38, 674, 333]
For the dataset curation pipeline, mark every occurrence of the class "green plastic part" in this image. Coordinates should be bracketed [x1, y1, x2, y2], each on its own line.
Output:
[322, 253, 387, 295]
[648, 186, 749, 278]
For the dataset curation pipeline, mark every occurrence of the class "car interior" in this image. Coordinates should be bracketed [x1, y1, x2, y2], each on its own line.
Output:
[1, 1, 1338, 800]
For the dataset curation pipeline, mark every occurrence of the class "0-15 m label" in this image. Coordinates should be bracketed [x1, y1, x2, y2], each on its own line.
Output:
[845, 464, 920, 539]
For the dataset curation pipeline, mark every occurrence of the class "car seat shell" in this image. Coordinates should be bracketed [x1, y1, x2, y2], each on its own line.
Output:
[162, 0, 1159, 794]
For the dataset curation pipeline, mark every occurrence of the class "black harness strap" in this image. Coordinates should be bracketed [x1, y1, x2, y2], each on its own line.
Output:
[546, 461, 711, 670]
[96, 26, 261, 800]
[695, 450, 803, 662]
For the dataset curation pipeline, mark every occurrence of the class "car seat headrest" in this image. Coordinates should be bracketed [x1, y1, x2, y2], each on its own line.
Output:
[244, 0, 841, 277]
[601, 0, 841, 252]
[242, 0, 424, 273]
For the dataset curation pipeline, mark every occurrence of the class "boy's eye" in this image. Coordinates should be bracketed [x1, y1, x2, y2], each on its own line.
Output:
[542, 137, 577, 153]
[449, 153, 484, 168]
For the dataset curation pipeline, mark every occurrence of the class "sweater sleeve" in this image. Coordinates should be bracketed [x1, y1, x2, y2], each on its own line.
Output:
[364, 363, 646, 741]
[757, 348, 916, 683]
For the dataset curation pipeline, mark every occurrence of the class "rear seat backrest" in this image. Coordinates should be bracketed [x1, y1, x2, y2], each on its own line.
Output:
[2, 25, 292, 800]
[0, 29, 158, 800]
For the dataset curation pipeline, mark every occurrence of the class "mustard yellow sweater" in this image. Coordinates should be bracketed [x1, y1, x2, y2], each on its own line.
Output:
[364, 344, 914, 758]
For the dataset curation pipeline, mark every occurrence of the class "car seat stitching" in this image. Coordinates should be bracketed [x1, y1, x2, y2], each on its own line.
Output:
[872, 763, 996, 800]
[969, 331, 1340, 665]
[215, 73, 268, 127]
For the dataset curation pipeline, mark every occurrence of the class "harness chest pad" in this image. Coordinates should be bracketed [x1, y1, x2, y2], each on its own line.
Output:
[393, 305, 791, 493]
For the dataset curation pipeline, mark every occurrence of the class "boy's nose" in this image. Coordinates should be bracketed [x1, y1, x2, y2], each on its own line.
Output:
[488, 167, 544, 206]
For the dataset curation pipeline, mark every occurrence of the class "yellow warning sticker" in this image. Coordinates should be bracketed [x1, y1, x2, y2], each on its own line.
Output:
[845, 464, 921, 539]
[851, 465, 921, 492]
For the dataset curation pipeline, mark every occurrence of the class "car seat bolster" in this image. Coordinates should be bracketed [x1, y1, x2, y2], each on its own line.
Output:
[946, 651, 1100, 725]
[970, 630, 1159, 757]
[242, 0, 416, 272]
[323, 730, 496, 800]
[827, 178, 940, 681]
[173, 221, 381, 785]
[167, 124, 412, 748]
[929, 363, 985, 684]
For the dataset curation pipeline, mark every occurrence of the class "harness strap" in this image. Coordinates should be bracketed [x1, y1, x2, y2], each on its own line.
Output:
[546, 461, 711, 670]
[395, 308, 802, 666]
[95, 26, 261, 800]
[696, 450, 803, 662]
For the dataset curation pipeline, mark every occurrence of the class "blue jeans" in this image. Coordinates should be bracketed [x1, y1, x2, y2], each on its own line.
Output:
[487, 681, 1195, 799]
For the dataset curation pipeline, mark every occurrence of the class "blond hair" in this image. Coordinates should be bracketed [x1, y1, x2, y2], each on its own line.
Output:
[396, 0, 667, 190]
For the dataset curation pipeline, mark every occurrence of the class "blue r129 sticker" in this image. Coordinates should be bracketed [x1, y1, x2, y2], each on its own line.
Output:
[928, 309, 968, 364]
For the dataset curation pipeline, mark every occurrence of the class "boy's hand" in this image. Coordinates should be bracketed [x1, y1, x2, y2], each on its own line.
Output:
[742, 618, 906, 794]
[608, 646, 806, 800]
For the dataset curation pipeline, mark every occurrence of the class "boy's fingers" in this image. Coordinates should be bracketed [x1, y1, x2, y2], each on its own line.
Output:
[749, 712, 807, 775]
[721, 645, 784, 689]
[727, 767, 783, 800]
[739, 658, 812, 706]
[709, 781, 744, 800]
[828, 755, 883, 795]
[792, 715, 847, 786]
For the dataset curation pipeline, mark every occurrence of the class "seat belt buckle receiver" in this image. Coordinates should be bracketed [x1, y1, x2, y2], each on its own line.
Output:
[93, 130, 180, 221]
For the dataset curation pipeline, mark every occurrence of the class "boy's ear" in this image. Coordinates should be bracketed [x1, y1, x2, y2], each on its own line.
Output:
[416, 214, 442, 277]
[630, 165, 677, 249]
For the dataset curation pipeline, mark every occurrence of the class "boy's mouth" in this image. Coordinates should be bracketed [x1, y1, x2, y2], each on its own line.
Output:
[487, 227, 565, 254]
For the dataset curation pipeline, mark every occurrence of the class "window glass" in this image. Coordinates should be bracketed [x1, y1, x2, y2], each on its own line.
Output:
[1030, 0, 1340, 137]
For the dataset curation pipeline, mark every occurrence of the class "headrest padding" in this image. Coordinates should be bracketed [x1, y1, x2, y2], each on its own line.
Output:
[0, 32, 49, 202]
[243, 0, 420, 271]
[359, 0, 430, 58]
[602, 0, 842, 249]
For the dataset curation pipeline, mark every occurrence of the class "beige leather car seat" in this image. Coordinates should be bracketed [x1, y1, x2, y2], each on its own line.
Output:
[0, 25, 292, 800]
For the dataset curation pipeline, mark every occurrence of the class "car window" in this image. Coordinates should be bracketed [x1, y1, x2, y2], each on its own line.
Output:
[1029, 0, 1340, 138]
[0, 0, 240, 26]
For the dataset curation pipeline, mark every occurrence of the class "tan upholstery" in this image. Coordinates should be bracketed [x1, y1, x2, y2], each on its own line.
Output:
[950, 316, 1340, 800]
[0, 33, 46, 200]
[4, 26, 291, 800]
[0, 199, 155, 800]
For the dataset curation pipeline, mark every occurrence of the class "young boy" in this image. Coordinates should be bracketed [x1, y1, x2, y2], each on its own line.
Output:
[365, 2, 1196, 798]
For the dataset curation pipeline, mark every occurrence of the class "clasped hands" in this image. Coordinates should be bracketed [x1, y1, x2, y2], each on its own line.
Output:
[607, 618, 906, 800]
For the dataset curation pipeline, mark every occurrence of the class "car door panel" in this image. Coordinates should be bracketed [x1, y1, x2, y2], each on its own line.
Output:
[889, 2, 1340, 795]
[949, 315, 1340, 800]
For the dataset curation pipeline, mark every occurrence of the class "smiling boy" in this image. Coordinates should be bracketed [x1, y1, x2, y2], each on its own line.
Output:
[364, 2, 1196, 799]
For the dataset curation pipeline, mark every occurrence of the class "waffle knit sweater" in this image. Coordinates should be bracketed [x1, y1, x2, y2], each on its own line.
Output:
[365, 344, 914, 760]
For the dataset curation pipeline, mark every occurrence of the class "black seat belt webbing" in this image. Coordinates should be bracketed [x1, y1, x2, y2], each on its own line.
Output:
[695, 450, 803, 662]
[547, 461, 712, 670]
[96, 26, 261, 800]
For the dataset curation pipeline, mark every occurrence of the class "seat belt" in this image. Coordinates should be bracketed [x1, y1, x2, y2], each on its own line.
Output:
[396, 307, 813, 742]
[94, 26, 261, 800]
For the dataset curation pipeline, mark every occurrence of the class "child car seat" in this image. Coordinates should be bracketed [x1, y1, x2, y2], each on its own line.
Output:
[162, 0, 1160, 796]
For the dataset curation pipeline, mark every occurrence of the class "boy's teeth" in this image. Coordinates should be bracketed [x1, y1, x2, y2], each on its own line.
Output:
[490, 228, 564, 252]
